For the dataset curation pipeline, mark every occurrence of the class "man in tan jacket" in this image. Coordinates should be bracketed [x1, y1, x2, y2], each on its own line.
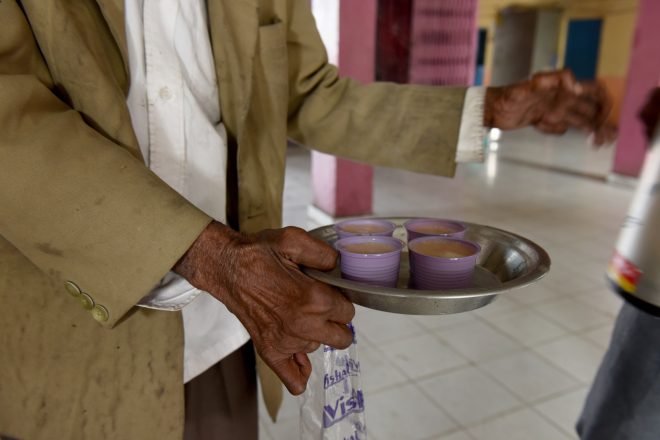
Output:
[0, 0, 613, 439]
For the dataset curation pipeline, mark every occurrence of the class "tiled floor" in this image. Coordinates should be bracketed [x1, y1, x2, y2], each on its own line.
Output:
[261, 128, 633, 440]
[496, 127, 616, 179]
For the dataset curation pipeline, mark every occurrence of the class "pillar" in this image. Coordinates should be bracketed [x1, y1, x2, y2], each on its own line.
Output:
[310, 0, 378, 219]
[612, 0, 660, 177]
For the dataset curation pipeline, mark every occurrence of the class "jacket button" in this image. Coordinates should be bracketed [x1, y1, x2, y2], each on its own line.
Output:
[64, 281, 81, 298]
[91, 305, 109, 323]
[79, 292, 95, 310]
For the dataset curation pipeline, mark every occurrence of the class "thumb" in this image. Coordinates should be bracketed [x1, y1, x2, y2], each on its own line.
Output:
[277, 227, 338, 271]
[267, 351, 311, 396]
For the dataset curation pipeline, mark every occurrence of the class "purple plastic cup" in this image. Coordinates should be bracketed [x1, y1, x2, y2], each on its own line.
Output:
[335, 218, 397, 239]
[404, 219, 466, 242]
[335, 236, 403, 287]
[408, 236, 481, 290]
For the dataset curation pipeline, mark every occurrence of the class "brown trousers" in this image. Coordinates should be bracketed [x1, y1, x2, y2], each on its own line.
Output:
[184, 342, 258, 440]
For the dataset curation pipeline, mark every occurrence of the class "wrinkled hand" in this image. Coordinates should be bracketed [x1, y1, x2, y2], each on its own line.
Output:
[174, 222, 355, 395]
[640, 87, 660, 141]
[485, 69, 616, 145]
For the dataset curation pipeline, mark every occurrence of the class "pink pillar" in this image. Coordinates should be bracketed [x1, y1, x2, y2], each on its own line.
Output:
[311, 0, 377, 218]
[612, 0, 660, 177]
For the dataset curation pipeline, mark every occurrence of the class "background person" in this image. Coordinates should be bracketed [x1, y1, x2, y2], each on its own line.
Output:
[578, 87, 660, 440]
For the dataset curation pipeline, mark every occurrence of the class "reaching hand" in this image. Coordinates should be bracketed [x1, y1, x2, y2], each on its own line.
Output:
[485, 69, 616, 145]
[174, 222, 355, 395]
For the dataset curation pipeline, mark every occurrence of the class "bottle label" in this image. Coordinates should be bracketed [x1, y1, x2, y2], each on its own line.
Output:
[608, 250, 643, 294]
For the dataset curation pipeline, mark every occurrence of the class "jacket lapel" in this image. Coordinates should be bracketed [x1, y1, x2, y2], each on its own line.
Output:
[95, 0, 129, 74]
[206, 0, 258, 141]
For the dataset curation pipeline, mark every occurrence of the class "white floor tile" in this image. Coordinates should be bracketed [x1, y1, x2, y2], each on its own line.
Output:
[582, 323, 615, 349]
[260, 389, 301, 422]
[419, 366, 522, 426]
[436, 320, 522, 362]
[358, 344, 409, 394]
[533, 298, 611, 332]
[267, 416, 299, 440]
[539, 265, 602, 295]
[468, 408, 571, 440]
[282, 206, 311, 229]
[534, 335, 605, 383]
[258, 384, 301, 423]
[259, 420, 274, 440]
[432, 430, 474, 440]
[384, 333, 468, 380]
[366, 383, 457, 440]
[479, 350, 580, 403]
[481, 308, 567, 346]
[575, 290, 623, 318]
[413, 311, 477, 331]
[534, 387, 589, 437]
[579, 261, 613, 285]
[508, 282, 567, 305]
[354, 306, 426, 344]
[471, 295, 524, 318]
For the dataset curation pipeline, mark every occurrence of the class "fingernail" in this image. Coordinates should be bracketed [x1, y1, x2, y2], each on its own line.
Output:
[574, 83, 583, 95]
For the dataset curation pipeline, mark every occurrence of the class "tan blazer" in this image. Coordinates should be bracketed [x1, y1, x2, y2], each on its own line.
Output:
[0, 0, 466, 438]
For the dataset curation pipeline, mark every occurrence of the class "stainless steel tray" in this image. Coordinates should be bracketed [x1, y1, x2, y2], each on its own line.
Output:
[302, 218, 551, 315]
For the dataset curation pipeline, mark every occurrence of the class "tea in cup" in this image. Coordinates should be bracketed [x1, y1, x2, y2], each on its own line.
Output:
[335, 236, 403, 287]
[335, 219, 396, 239]
[404, 219, 466, 241]
[408, 236, 480, 290]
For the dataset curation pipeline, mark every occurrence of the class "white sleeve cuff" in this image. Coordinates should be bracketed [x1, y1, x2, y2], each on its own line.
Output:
[138, 271, 203, 311]
[456, 87, 487, 163]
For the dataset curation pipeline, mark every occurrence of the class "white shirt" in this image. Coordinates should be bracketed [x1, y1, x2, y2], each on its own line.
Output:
[125, 0, 249, 383]
[123, 0, 485, 384]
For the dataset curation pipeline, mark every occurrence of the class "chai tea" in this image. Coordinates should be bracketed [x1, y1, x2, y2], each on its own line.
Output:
[342, 242, 397, 254]
[411, 224, 456, 235]
[410, 240, 475, 258]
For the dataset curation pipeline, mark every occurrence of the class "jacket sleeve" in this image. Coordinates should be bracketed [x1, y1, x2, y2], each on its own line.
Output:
[285, 0, 467, 177]
[0, 2, 212, 328]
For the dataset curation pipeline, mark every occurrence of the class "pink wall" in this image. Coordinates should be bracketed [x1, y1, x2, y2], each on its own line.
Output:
[311, 0, 377, 217]
[612, 0, 660, 177]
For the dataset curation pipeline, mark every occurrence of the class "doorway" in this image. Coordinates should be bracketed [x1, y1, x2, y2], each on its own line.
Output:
[564, 19, 603, 80]
[475, 28, 487, 85]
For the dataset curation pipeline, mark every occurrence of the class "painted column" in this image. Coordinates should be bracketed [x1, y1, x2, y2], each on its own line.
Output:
[310, 0, 377, 218]
[309, 0, 479, 217]
[612, 0, 660, 177]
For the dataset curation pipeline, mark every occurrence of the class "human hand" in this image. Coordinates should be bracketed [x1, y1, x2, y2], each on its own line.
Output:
[485, 69, 616, 145]
[173, 222, 355, 395]
[639, 87, 660, 141]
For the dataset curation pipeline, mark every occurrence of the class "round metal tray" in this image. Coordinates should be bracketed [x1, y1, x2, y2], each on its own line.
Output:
[303, 218, 551, 315]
